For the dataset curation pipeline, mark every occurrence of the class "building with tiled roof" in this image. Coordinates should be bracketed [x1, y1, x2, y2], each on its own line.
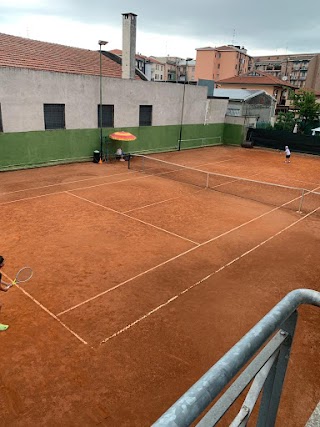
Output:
[0, 33, 142, 79]
[109, 48, 149, 79]
[216, 71, 295, 109]
[217, 71, 294, 88]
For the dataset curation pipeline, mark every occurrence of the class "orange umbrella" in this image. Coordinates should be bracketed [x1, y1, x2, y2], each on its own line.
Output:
[109, 131, 136, 141]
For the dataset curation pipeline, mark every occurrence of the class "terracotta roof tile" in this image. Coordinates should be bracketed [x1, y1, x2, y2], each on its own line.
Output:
[110, 48, 148, 60]
[0, 33, 141, 79]
[217, 71, 295, 88]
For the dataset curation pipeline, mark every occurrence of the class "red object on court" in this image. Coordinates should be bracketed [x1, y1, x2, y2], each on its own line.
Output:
[109, 131, 136, 141]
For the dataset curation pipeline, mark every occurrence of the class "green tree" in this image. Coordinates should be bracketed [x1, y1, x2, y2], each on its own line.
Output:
[274, 111, 295, 131]
[290, 90, 320, 134]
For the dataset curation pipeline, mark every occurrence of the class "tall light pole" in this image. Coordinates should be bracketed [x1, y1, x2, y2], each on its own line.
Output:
[98, 40, 108, 163]
[178, 57, 193, 151]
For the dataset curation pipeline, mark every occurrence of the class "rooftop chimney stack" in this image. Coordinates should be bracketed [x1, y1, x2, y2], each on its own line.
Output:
[122, 13, 137, 79]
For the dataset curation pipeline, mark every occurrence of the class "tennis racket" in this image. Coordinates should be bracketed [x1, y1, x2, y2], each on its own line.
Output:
[11, 267, 33, 285]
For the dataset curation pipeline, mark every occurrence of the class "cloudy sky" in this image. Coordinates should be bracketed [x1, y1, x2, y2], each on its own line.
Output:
[1, 0, 320, 58]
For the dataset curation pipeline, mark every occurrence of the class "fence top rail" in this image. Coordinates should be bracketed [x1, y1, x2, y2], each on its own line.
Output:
[131, 154, 309, 193]
[152, 288, 320, 427]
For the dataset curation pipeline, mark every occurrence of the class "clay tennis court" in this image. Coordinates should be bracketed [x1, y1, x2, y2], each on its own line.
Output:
[0, 145, 319, 426]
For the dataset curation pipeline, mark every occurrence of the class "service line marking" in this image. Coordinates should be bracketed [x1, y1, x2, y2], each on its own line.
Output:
[57, 185, 313, 317]
[100, 205, 320, 345]
[65, 191, 200, 245]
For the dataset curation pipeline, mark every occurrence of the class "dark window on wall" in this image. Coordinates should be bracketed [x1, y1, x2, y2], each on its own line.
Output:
[139, 105, 152, 126]
[44, 104, 65, 130]
[0, 104, 3, 132]
[98, 104, 114, 127]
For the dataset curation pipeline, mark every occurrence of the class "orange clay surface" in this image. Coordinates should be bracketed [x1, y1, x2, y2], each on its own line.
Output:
[0, 146, 319, 426]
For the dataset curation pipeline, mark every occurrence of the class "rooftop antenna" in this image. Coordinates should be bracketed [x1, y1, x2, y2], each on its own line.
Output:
[231, 29, 236, 45]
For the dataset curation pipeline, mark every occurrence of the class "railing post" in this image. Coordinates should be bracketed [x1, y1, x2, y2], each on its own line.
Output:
[257, 310, 298, 426]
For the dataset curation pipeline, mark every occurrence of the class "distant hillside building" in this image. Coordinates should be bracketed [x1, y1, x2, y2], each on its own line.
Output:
[195, 45, 252, 82]
[252, 53, 320, 91]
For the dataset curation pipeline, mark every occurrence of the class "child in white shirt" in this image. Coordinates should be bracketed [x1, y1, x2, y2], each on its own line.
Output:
[284, 146, 291, 163]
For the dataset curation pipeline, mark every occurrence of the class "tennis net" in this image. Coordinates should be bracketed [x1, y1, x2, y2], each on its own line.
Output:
[128, 154, 320, 214]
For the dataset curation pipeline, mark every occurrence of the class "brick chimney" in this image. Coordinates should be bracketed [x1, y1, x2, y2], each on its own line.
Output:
[122, 13, 137, 79]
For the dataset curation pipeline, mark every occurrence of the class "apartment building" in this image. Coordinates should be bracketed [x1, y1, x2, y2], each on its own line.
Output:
[195, 45, 252, 82]
[253, 53, 320, 91]
[151, 57, 196, 83]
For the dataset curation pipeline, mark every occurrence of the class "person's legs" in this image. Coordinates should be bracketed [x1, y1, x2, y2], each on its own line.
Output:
[0, 301, 9, 331]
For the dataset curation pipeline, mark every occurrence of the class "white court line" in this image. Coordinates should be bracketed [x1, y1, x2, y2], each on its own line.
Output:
[69, 172, 152, 192]
[59, 183, 320, 318]
[123, 188, 205, 214]
[195, 158, 238, 167]
[100, 205, 320, 345]
[0, 170, 137, 196]
[122, 171, 264, 214]
[57, 187, 308, 317]
[0, 271, 88, 346]
[0, 173, 154, 207]
[66, 191, 200, 245]
[0, 191, 66, 206]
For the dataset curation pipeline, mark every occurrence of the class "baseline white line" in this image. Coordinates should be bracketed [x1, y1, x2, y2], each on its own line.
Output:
[0, 271, 88, 346]
[65, 191, 200, 245]
[100, 205, 320, 345]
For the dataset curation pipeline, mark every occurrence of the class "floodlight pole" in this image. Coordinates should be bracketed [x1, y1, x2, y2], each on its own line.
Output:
[178, 58, 192, 151]
[98, 40, 108, 163]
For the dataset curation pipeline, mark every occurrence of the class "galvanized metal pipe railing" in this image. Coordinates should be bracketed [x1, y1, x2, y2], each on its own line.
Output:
[153, 289, 320, 427]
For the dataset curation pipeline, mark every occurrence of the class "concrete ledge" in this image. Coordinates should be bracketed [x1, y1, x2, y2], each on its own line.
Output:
[305, 402, 320, 427]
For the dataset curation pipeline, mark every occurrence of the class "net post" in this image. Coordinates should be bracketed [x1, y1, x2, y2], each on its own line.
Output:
[298, 189, 304, 213]
[142, 156, 145, 172]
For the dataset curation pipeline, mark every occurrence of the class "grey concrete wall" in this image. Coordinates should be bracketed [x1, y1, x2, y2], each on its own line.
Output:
[224, 116, 245, 125]
[0, 67, 227, 133]
[205, 98, 229, 124]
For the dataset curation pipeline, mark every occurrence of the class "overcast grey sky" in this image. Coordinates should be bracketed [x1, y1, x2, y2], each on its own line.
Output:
[1, 0, 320, 58]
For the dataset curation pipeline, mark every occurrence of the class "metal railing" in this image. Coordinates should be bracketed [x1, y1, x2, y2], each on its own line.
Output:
[153, 289, 320, 427]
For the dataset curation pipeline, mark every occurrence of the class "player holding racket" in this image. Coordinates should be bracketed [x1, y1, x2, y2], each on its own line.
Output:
[0, 255, 12, 331]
